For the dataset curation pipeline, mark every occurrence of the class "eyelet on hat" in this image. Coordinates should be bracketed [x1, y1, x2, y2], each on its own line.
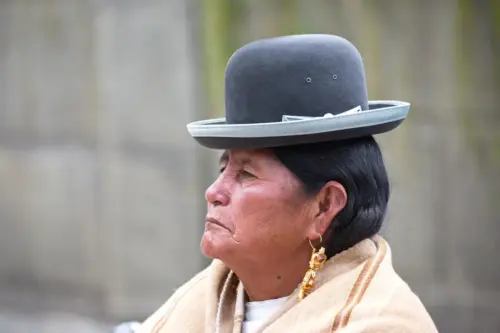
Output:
[305, 77, 312, 83]
[332, 74, 338, 79]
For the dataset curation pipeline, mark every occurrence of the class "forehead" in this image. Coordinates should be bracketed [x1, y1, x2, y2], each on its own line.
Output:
[219, 149, 275, 164]
[219, 149, 286, 171]
[219, 149, 304, 191]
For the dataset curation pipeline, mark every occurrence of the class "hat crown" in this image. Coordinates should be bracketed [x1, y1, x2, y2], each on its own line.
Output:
[224, 34, 368, 124]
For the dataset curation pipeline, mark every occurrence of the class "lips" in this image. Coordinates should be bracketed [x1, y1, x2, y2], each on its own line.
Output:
[206, 217, 228, 230]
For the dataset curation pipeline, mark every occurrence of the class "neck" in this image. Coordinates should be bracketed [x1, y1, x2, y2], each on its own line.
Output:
[232, 245, 311, 302]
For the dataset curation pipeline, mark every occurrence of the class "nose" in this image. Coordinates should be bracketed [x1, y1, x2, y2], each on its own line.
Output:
[205, 177, 230, 206]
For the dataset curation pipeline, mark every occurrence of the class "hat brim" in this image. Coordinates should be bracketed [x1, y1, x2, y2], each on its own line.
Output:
[187, 100, 409, 149]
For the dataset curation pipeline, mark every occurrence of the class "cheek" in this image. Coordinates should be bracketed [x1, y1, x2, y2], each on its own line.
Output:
[231, 186, 308, 241]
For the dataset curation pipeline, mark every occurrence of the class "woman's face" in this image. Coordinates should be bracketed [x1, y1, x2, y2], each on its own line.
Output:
[202, 149, 315, 266]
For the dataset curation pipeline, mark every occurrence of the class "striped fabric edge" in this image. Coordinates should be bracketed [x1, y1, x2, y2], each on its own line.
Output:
[330, 237, 388, 332]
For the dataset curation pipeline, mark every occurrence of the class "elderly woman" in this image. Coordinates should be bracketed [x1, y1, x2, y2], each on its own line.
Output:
[138, 34, 437, 333]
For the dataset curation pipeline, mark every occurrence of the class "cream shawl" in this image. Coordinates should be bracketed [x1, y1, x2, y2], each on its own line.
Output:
[138, 235, 438, 333]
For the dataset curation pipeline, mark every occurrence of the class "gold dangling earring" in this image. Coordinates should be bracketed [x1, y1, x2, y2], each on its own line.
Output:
[298, 233, 327, 301]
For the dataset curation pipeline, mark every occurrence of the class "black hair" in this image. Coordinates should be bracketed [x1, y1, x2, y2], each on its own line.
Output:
[272, 136, 389, 258]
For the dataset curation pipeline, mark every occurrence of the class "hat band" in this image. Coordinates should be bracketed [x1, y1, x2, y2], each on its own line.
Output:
[281, 106, 362, 122]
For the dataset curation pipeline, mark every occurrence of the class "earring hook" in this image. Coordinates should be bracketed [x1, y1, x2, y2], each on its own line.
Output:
[308, 232, 323, 250]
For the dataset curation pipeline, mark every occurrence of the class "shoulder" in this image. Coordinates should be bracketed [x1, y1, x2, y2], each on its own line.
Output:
[138, 263, 213, 333]
[263, 237, 438, 333]
[342, 238, 438, 332]
[377, 281, 438, 332]
[375, 242, 438, 332]
[347, 280, 438, 333]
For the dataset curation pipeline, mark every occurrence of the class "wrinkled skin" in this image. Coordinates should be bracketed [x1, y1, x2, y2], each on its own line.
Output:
[202, 149, 346, 301]
[203, 149, 313, 266]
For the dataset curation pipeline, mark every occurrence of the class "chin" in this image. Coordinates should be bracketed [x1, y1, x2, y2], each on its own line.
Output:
[200, 232, 221, 259]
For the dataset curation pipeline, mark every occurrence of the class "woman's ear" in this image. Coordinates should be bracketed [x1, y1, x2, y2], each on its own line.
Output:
[308, 181, 347, 237]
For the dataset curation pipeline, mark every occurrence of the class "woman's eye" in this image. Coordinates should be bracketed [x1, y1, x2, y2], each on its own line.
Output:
[219, 167, 226, 174]
[239, 170, 255, 179]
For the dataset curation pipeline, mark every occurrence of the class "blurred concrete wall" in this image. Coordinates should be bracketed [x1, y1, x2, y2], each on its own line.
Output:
[0, 1, 499, 332]
[0, 0, 209, 321]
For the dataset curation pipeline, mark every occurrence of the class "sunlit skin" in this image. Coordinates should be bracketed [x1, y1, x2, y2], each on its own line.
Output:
[201, 149, 347, 301]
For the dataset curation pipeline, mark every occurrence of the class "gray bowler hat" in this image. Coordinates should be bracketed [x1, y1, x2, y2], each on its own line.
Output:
[187, 34, 409, 149]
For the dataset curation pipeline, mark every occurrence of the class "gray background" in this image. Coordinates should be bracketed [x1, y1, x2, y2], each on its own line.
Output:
[0, 1, 499, 332]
